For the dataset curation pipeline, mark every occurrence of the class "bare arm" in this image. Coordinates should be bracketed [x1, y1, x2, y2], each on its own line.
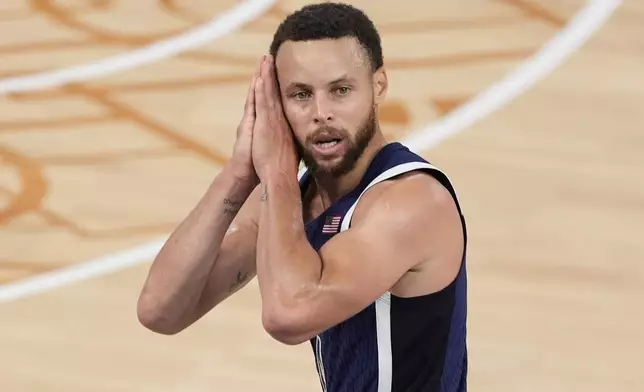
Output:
[137, 164, 260, 335]
[137, 57, 267, 335]
[256, 171, 463, 345]
[249, 55, 462, 345]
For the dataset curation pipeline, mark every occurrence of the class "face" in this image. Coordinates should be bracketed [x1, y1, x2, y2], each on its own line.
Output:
[274, 37, 387, 176]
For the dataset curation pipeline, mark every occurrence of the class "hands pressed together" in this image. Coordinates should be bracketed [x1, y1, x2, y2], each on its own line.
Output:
[230, 55, 300, 186]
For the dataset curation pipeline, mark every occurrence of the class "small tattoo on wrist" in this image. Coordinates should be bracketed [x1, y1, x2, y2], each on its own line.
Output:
[260, 185, 268, 202]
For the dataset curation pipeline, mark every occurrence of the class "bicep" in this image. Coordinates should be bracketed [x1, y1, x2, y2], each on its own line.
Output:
[317, 174, 460, 315]
[317, 223, 416, 308]
[274, 175, 461, 342]
[270, 227, 414, 342]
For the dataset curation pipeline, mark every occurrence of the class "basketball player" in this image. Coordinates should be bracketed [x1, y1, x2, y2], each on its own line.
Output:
[137, 3, 468, 391]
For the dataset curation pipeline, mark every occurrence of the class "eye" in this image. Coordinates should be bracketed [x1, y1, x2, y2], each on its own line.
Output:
[292, 91, 310, 100]
[335, 86, 351, 96]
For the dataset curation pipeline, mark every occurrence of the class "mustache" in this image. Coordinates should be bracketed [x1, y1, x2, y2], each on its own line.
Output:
[306, 126, 349, 144]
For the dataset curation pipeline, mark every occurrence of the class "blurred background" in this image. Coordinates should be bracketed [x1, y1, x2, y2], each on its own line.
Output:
[1, 0, 642, 391]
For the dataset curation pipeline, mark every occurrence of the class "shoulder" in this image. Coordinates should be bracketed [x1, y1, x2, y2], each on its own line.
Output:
[342, 169, 463, 272]
[352, 169, 458, 229]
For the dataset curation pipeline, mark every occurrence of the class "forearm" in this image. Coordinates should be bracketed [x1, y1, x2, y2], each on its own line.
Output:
[256, 171, 322, 310]
[138, 163, 256, 328]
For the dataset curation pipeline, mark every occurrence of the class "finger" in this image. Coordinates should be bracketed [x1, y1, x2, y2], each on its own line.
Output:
[267, 56, 282, 103]
[265, 56, 290, 124]
[244, 56, 265, 116]
[261, 56, 279, 111]
[243, 74, 257, 117]
[254, 76, 268, 125]
[264, 56, 287, 127]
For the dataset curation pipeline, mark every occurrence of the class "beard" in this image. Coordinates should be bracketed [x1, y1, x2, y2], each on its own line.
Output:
[296, 108, 377, 177]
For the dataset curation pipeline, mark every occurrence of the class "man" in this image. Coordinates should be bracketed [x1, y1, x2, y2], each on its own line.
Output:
[137, 3, 468, 392]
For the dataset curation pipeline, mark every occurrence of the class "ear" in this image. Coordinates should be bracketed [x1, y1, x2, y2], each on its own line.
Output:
[372, 67, 388, 105]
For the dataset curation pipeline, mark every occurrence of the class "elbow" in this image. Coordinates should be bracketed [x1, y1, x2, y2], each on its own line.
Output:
[262, 307, 311, 345]
[136, 295, 184, 336]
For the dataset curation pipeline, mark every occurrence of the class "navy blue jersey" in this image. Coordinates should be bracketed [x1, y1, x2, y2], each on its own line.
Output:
[298, 142, 468, 392]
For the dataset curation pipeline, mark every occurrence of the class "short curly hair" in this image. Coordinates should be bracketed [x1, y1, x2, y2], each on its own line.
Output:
[269, 2, 383, 72]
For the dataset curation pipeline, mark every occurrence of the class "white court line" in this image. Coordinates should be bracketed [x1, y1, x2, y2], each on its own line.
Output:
[0, 0, 276, 94]
[0, 0, 621, 302]
[400, 0, 621, 150]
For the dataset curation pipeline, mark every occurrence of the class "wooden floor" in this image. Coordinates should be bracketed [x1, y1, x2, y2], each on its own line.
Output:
[1, 0, 643, 391]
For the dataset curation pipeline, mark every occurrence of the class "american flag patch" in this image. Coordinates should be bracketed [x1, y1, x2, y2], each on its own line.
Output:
[322, 215, 342, 234]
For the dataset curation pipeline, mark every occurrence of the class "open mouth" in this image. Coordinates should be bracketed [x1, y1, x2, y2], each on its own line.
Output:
[311, 137, 345, 155]
[310, 128, 346, 155]
[315, 139, 341, 149]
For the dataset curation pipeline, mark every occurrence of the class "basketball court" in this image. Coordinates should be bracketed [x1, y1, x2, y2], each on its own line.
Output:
[1, 0, 642, 390]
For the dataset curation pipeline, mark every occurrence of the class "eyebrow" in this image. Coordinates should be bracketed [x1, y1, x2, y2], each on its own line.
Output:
[328, 75, 355, 85]
[286, 75, 355, 91]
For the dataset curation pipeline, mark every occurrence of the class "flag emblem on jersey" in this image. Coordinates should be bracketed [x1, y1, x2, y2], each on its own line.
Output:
[322, 215, 342, 234]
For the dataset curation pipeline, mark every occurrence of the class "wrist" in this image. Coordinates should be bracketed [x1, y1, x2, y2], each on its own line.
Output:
[261, 167, 301, 205]
[225, 160, 259, 187]
[258, 160, 299, 182]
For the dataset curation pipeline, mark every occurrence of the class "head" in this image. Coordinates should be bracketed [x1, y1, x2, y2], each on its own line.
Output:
[269, 2, 388, 177]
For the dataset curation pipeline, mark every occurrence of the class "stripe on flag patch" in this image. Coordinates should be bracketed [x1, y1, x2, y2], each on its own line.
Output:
[322, 215, 342, 234]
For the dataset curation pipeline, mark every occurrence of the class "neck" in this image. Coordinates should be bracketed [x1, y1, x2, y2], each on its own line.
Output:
[312, 130, 388, 208]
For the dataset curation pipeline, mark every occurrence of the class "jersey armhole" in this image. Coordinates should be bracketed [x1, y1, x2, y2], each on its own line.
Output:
[339, 162, 456, 232]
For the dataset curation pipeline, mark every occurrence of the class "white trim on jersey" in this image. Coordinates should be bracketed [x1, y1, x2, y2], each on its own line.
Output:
[338, 161, 456, 392]
[339, 161, 452, 231]
[375, 292, 393, 392]
[297, 166, 308, 182]
[315, 335, 328, 392]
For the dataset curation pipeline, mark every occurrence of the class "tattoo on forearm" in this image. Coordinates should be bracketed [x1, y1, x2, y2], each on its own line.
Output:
[229, 270, 250, 293]
[224, 198, 242, 207]
[260, 184, 268, 202]
[223, 198, 242, 215]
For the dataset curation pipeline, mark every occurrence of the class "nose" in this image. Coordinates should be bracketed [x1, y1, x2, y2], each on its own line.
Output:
[312, 95, 334, 124]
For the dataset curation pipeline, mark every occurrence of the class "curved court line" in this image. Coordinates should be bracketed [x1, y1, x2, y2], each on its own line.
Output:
[0, 0, 276, 94]
[0, 0, 621, 302]
[401, 0, 621, 151]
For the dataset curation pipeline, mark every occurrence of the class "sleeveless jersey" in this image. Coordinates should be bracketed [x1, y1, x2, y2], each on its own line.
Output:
[298, 142, 468, 392]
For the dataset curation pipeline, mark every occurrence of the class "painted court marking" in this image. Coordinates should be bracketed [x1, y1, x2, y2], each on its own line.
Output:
[400, 0, 621, 150]
[0, 0, 276, 94]
[0, 0, 621, 302]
